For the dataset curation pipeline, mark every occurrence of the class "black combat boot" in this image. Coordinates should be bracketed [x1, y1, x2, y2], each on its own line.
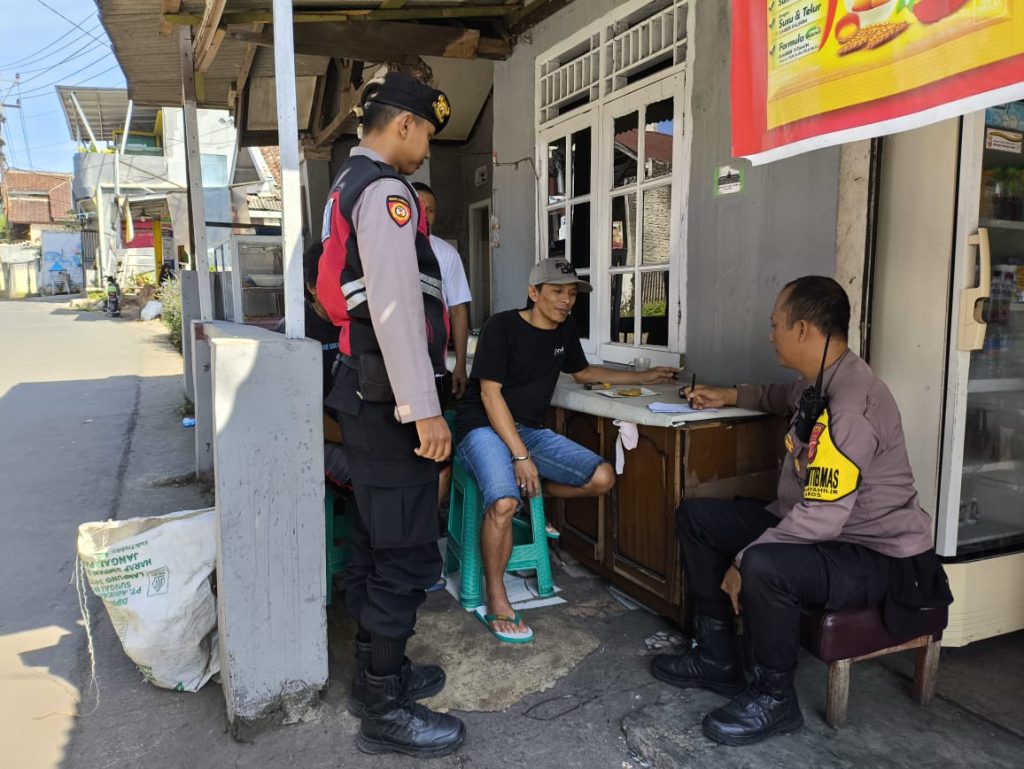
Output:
[649, 615, 747, 696]
[349, 640, 446, 716]
[357, 662, 466, 757]
[701, 665, 804, 746]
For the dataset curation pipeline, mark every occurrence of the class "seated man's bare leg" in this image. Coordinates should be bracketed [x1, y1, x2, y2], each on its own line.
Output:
[480, 496, 527, 634]
[543, 462, 615, 499]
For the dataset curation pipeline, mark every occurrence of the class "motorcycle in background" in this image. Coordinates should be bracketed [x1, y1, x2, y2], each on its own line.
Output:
[105, 276, 122, 318]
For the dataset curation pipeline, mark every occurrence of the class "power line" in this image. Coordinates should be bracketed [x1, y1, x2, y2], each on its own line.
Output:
[0, 13, 96, 69]
[15, 39, 108, 84]
[16, 53, 119, 98]
[18, 64, 123, 101]
[33, 0, 112, 51]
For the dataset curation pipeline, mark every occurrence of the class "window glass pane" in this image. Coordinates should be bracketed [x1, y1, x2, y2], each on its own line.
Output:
[640, 271, 670, 347]
[572, 285, 591, 339]
[570, 202, 591, 269]
[641, 186, 672, 266]
[548, 209, 566, 259]
[571, 128, 591, 197]
[611, 193, 637, 267]
[644, 99, 674, 180]
[610, 272, 636, 344]
[612, 112, 639, 188]
[200, 154, 228, 188]
[547, 138, 566, 205]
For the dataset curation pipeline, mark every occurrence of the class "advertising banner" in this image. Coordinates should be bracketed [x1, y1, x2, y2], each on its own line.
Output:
[732, 0, 1024, 164]
[40, 231, 85, 293]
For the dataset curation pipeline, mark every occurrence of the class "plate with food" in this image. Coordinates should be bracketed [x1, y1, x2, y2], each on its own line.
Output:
[595, 387, 657, 399]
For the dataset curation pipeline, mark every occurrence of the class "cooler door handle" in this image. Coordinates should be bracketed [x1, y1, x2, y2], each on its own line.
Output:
[958, 228, 991, 352]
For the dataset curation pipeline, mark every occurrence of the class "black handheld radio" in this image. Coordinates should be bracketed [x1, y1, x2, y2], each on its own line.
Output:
[792, 333, 831, 443]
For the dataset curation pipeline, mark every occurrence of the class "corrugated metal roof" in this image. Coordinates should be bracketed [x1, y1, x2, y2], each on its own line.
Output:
[97, 0, 250, 108]
[56, 87, 161, 143]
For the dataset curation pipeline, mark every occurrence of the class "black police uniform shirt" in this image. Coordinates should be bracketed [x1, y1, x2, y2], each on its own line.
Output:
[274, 302, 339, 398]
[455, 309, 589, 442]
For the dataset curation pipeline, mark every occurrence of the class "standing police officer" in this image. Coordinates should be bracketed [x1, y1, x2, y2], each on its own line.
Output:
[655, 276, 948, 746]
[317, 72, 463, 758]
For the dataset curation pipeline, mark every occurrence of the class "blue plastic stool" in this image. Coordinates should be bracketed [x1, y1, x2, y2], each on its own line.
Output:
[444, 458, 554, 610]
[325, 485, 352, 606]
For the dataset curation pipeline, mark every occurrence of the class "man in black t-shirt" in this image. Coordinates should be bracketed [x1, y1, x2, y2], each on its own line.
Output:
[455, 257, 677, 643]
[274, 242, 349, 487]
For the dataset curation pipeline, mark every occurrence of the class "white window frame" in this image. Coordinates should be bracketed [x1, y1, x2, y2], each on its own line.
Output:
[534, 0, 693, 367]
[537, 108, 599, 355]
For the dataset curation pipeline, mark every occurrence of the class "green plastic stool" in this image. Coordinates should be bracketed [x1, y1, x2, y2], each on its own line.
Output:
[444, 458, 554, 610]
[325, 485, 353, 606]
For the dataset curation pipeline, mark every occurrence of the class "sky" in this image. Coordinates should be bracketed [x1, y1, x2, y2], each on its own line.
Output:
[0, 0, 126, 174]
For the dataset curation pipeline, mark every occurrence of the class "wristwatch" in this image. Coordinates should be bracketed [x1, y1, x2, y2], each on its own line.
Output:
[512, 452, 531, 462]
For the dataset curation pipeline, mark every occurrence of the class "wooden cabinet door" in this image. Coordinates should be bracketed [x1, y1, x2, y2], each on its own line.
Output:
[553, 410, 607, 569]
[609, 425, 681, 613]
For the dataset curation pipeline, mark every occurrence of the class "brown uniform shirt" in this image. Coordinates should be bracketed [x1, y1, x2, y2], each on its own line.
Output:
[735, 350, 934, 563]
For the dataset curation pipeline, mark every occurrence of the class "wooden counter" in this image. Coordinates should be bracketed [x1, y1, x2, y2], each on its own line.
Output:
[547, 375, 785, 623]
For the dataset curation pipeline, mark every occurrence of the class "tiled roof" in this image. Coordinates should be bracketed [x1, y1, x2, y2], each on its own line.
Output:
[258, 147, 281, 189]
[1, 169, 74, 224]
[246, 193, 282, 212]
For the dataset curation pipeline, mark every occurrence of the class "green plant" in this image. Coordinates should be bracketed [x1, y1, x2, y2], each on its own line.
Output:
[158, 277, 183, 352]
[642, 300, 667, 317]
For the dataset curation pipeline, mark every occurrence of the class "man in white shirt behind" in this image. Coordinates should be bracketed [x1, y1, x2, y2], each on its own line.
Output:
[413, 182, 473, 399]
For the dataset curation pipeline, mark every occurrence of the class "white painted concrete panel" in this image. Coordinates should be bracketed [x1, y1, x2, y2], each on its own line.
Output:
[209, 324, 327, 723]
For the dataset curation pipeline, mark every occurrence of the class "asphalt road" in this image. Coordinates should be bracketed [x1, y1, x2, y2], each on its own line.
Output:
[0, 297, 203, 769]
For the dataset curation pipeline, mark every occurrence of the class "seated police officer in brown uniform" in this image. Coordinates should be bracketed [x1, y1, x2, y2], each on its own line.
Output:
[653, 276, 950, 746]
[318, 73, 463, 758]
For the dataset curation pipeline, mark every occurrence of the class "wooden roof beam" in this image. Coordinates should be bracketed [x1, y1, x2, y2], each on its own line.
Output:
[193, 0, 228, 72]
[163, 4, 523, 25]
[160, 0, 182, 39]
[509, 0, 573, 35]
[228, 22, 264, 110]
[313, 61, 363, 147]
[226, 20, 512, 62]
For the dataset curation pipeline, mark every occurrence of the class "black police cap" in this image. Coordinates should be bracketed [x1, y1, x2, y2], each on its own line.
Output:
[362, 72, 451, 134]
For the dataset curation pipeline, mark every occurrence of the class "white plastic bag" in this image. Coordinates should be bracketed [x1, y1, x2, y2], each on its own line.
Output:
[140, 300, 163, 321]
[77, 508, 219, 692]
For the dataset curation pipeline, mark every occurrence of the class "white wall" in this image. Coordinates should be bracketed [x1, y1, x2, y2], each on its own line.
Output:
[870, 119, 961, 514]
[491, 0, 620, 314]
[491, 0, 844, 384]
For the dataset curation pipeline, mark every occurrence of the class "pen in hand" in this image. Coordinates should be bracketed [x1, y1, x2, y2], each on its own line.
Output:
[687, 374, 696, 407]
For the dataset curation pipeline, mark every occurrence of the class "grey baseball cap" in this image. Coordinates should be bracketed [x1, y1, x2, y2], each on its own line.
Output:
[528, 257, 593, 293]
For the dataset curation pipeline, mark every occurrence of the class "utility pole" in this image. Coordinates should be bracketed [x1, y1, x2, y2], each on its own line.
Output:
[0, 74, 23, 180]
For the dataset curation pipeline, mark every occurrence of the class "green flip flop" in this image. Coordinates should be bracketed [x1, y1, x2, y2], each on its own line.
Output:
[474, 606, 534, 644]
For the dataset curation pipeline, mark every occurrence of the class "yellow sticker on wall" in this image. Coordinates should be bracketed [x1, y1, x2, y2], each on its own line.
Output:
[803, 408, 860, 502]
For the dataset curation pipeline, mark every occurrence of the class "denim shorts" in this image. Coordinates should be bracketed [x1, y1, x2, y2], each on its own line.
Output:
[457, 425, 605, 512]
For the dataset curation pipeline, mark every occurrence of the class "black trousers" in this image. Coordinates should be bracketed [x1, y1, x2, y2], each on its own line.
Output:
[330, 368, 442, 640]
[677, 498, 892, 672]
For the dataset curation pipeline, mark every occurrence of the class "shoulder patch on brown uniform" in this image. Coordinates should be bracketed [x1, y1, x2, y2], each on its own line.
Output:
[386, 195, 412, 227]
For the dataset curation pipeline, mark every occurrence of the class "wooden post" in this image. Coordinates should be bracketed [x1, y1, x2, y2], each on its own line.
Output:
[153, 218, 164, 280]
[179, 25, 213, 320]
[913, 637, 941, 707]
[273, 0, 305, 339]
[826, 658, 851, 728]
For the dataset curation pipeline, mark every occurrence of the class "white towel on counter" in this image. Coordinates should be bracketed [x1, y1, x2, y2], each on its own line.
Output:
[613, 419, 639, 474]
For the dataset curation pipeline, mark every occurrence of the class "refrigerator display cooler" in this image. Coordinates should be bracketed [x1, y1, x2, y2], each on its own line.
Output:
[937, 101, 1024, 645]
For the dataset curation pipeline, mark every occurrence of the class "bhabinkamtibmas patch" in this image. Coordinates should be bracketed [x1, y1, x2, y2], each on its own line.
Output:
[803, 408, 861, 502]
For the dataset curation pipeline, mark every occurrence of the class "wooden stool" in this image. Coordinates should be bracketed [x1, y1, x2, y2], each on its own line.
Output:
[800, 605, 947, 727]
